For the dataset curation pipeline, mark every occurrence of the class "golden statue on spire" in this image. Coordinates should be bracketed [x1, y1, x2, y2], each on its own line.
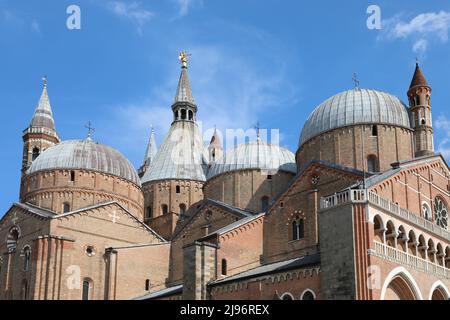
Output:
[179, 51, 191, 68]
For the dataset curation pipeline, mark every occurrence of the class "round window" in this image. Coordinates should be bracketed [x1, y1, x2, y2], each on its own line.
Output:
[85, 246, 96, 257]
[434, 197, 448, 230]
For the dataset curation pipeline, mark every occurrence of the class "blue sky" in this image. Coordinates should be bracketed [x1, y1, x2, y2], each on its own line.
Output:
[1, 0, 450, 214]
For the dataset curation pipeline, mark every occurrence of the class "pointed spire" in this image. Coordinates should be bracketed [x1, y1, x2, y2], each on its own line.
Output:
[409, 62, 429, 90]
[174, 51, 195, 104]
[209, 127, 221, 147]
[30, 76, 56, 131]
[143, 126, 157, 165]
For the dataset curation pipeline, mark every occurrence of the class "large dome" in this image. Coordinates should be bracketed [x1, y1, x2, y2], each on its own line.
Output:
[28, 139, 141, 186]
[207, 141, 297, 180]
[299, 89, 411, 146]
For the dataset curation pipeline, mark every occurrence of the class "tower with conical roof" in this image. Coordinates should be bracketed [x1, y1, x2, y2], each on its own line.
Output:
[408, 63, 434, 157]
[21, 77, 60, 175]
[141, 52, 207, 238]
[208, 128, 222, 165]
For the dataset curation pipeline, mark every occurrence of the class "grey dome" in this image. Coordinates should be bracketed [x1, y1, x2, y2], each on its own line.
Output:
[299, 89, 411, 146]
[207, 141, 297, 180]
[28, 139, 141, 186]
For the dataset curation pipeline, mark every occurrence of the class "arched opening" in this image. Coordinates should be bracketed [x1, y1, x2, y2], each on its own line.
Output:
[418, 235, 427, 259]
[427, 239, 436, 263]
[431, 288, 447, 300]
[422, 202, 432, 220]
[221, 259, 227, 276]
[188, 110, 193, 121]
[7, 227, 20, 253]
[436, 243, 445, 266]
[181, 109, 187, 120]
[146, 207, 152, 219]
[371, 125, 378, 137]
[176, 185, 181, 194]
[292, 217, 305, 241]
[385, 221, 396, 247]
[261, 196, 270, 212]
[82, 279, 93, 300]
[161, 204, 169, 215]
[145, 279, 151, 291]
[445, 247, 450, 269]
[384, 275, 419, 300]
[32, 147, 40, 161]
[179, 204, 186, 218]
[367, 155, 378, 173]
[70, 171, 76, 182]
[281, 293, 294, 300]
[373, 215, 385, 243]
[407, 230, 417, 256]
[63, 203, 71, 213]
[301, 289, 316, 300]
[396, 226, 407, 251]
[23, 246, 31, 271]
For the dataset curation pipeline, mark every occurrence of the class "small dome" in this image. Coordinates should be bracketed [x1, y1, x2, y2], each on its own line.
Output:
[28, 140, 141, 186]
[299, 89, 411, 146]
[207, 141, 296, 180]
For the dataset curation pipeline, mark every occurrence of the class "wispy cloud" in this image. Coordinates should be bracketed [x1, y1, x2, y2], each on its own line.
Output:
[435, 115, 450, 159]
[380, 11, 450, 56]
[176, 0, 201, 17]
[106, 1, 154, 34]
[30, 19, 40, 34]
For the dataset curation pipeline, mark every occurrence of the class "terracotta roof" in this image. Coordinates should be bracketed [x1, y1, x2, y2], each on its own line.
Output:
[409, 63, 429, 89]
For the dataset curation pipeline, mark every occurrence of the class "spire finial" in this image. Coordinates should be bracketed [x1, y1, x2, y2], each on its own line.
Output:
[85, 121, 95, 140]
[352, 72, 360, 90]
[42, 75, 48, 89]
[179, 51, 191, 68]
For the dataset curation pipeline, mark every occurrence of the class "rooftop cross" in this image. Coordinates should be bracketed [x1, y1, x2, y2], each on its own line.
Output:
[352, 72, 360, 89]
[85, 121, 95, 140]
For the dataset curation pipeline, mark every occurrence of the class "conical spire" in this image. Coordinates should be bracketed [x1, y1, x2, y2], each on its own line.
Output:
[30, 76, 56, 131]
[174, 52, 195, 104]
[209, 127, 221, 147]
[409, 63, 429, 90]
[143, 126, 158, 165]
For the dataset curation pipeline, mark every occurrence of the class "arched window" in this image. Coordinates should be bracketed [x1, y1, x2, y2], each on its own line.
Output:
[23, 246, 31, 272]
[7, 227, 20, 253]
[301, 290, 316, 300]
[161, 204, 169, 215]
[82, 279, 93, 300]
[292, 217, 305, 240]
[221, 259, 227, 276]
[422, 202, 432, 221]
[281, 293, 294, 300]
[145, 279, 151, 291]
[371, 125, 378, 137]
[179, 204, 186, 217]
[261, 196, 269, 212]
[146, 207, 152, 219]
[188, 110, 193, 121]
[70, 171, 76, 182]
[367, 155, 378, 173]
[181, 109, 187, 120]
[421, 118, 426, 125]
[433, 197, 448, 229]
[63, 203, 71, 213]
[176, 185, 181, 194]
[32, 147, 40, 161]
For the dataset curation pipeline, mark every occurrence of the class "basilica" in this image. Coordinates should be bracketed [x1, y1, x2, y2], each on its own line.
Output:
[0, 53, 449, 300]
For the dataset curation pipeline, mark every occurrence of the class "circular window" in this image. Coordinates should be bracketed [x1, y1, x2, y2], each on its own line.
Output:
[85, 246, 96, 257]
[433, 197, 448, 230]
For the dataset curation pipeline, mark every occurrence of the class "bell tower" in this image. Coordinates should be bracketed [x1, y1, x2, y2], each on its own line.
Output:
[408, 63, 434, 158]
[21, 77, 60, 174]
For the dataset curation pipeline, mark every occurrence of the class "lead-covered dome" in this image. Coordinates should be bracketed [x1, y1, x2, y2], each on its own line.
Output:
[299, 89, 411, 146]
[207, 141, 296, 180]
[28, 139, 141, 186]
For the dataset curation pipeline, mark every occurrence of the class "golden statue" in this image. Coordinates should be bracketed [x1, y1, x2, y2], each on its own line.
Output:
[179, 51, 191, 68]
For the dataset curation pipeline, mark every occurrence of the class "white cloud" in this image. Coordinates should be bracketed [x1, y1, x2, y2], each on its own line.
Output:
[107, 1, 154, 34]
[435, 115, 450, 159]
[30, 20, 40, 34]
[381, 11, 450, 54]
[175, 0, 202, 17]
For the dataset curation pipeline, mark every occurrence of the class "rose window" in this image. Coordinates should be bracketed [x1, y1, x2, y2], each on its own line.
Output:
[433, 197, 448, 229]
